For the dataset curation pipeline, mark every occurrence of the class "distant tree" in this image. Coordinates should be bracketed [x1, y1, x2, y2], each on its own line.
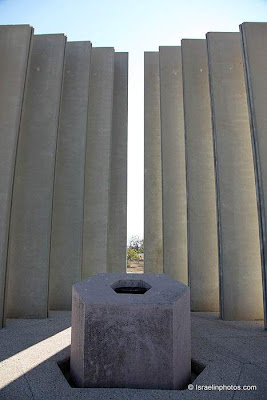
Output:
[127, 248, 141, 261]
[128, 235, 144, 254]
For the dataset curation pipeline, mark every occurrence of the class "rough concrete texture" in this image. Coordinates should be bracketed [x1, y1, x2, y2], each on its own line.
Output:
[0, 25, 33, 328]
[82, 48, 114, 279]
[0, 312, 266, 399]
[6, 34, 66, 318]
[207, 32, 263, 320]
[49, 42, 92, 310]
[144, 52, 163, 273]
[107, 52, 128, 273]
[181, 39, 219, 312]
[240, 22, 267, 329]
[70, 273, 191, 389]
[159, 47, 188, 284]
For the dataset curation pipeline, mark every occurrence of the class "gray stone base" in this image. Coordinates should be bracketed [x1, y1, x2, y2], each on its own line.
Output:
[0, 312, 266, 399]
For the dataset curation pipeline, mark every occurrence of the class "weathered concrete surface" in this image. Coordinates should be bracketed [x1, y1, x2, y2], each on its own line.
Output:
[159, 47, 187, 284]
[49, 42, 92, 310]
[0, 25, 33, 328]
[0, 312, 266, 399]
[6, 34, 66, 318]
[82, 48, 114, 279]
[107, 52, 128, 273]
[144, 52, 163, 273]
[207, 32, 263, 320]
[70, 273, 191, 389]
[240, 22, 267, 329]
[181, 39, 219, 311]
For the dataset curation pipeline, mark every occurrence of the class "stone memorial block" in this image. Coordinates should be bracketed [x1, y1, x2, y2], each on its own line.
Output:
[70, 273, 191, 389]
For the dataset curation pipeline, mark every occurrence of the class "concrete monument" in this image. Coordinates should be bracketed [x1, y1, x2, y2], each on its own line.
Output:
[49, 41, 92, 310]
[181, 39, 219, 311]
[159, 47, 187, 284]
[107, 52, 128, 272]
[82, 48, 114, 279]
[240, 22, 267, 328]
[207, 32, 263, 320]
[0, 25, 33, 327]
[70, 273, 191, 389]
[6, 34, 66, 318]
[144, 52, 163, 273]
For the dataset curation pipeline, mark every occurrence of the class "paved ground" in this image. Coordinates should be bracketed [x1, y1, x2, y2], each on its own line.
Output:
[127, 260, 144, 274]
[0, 312, 266, 399]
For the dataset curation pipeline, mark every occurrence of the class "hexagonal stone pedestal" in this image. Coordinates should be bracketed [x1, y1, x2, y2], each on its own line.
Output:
[70, 273, 191, 389]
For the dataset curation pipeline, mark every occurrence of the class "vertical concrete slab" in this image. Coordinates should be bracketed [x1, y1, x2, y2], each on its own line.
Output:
[6, 34, 66, 318]
[107, 52, 128, 273]
[144, 52, 163, 273]
[159, 46, 187, 284]
[49, 42, 92, 310]
[181, 39, 219, 311]
[207, 32, 263, 320]
[240, 22, 267, 328]
[82, 48, 114, 279]
[0, 25, 33, 327]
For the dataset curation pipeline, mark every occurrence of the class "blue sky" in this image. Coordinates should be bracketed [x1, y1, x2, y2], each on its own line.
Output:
[1, 0, 267, 240]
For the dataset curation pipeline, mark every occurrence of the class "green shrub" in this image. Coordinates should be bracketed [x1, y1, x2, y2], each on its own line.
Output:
[127, 248, 141, 261]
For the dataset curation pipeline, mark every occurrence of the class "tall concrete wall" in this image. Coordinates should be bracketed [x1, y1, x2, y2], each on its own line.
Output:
[6, 34, 66, 318]
[144, 52, 163, 273]
[0, 25, 33, 327]
[0, 25, 128, 320]
[107, 52, 128, 272]
[240, 22, 267, 328]
[159, 46, 187, 284]
[2, 22, 267, 324]
[181, 39, 219, 311]
[207, 32, 263, 320]
[82, 48, 114, 279]
[49, 42, 92, 310]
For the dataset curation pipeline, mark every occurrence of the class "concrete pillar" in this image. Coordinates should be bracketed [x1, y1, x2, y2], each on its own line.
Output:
[206, 32, 263, 320]
[159, 46, 187, 284]
[107, 52, 128, 272]
[0, 25, 33, 327]
[6, 34, 66, 318]
[144, 52, 163, 273]
[82, 48, 114, 279]
[49, 42, 92, 310]
[181, 39, 219, 311]
[240, 22, 267, 328]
